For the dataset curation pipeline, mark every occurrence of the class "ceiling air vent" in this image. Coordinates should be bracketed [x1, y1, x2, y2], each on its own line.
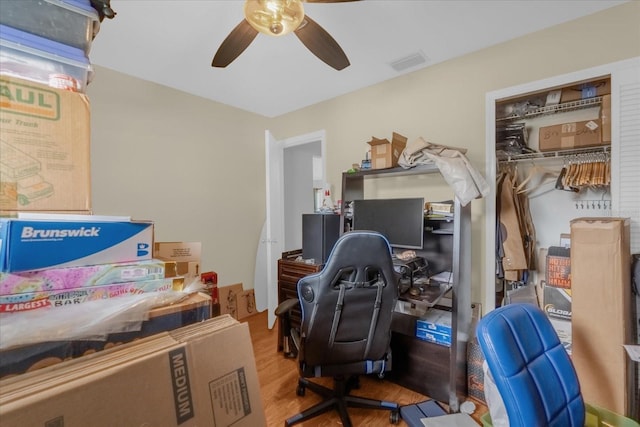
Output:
[389, 51, 429, 72]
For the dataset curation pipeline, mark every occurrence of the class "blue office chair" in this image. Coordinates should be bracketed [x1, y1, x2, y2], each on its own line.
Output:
[276, 230, 401, 427]
[476, 303, 585, 427]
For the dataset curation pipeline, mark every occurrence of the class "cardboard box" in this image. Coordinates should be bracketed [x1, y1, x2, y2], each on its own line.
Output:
[549, 317, 572, 355]
[0, 217, 154, 272]
[415, 328, 450, 347]
[177, 261, 200, 280]
[543, 285, 572, 320]
[219, 283, 244, 320]
[570, 217, 632, 414]
[154, 242, 202, 262]
[467, 303, 485, 404]
[416, 308, 452, 335]
[155, 242, 202, 280]
[0, 315, 266, 426]
[415, 308, 452, 347]
[0, 277, 185, 312]
[0, 76, 91, 212]
[367, 132, 407, 169]
[601, 94, 611, 143]
[0, 259, 172, 296]
[237, 289, 257, 320]
[545, 246, 571, 289]
[560, 78, 611, 103]
[538, 119, 603, 152]
[0, 292, 211, 379]
[0, 210, 92, 218]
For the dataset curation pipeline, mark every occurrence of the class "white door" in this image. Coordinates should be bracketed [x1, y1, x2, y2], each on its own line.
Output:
[264, 130, 285, 329]
[255, 130, 326, 328]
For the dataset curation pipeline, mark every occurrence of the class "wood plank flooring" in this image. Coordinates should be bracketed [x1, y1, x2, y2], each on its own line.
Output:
[244, 310, 487, 426]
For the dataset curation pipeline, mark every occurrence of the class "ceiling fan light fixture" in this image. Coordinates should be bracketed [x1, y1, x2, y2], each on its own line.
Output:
[244, 0, 305, 36]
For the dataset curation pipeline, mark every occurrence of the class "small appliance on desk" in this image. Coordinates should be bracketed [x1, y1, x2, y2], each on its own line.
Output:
[393, 255, 430, 295]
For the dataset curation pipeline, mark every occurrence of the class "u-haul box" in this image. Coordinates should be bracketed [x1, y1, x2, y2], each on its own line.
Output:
[0, 76, 91, 212]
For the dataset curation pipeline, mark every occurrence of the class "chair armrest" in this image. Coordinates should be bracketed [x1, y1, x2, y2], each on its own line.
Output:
[275, 298, 299, 316]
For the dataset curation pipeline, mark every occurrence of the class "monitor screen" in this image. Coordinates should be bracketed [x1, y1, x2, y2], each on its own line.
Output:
[351, 198, 425, 250]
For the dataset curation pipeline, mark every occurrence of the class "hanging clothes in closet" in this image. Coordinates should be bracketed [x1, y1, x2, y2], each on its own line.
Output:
[495, 164, 536, 285]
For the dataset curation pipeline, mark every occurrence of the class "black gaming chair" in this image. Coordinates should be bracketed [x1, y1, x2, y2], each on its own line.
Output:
[276, 230, 401, 426]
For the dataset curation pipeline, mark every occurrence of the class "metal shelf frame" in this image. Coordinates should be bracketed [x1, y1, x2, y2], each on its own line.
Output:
[496, 96, 603, 123]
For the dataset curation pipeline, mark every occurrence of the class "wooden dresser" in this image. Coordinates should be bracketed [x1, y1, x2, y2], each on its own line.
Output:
[276, 250, 322, 352]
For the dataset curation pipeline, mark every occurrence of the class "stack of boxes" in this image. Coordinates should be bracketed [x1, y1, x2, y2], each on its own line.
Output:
[0, 3, 213, 377]
[0, 6, 266, 425]
[0, 0, 97, 215]
[0, 216, 212, 378]
[416, 308, 452, 347]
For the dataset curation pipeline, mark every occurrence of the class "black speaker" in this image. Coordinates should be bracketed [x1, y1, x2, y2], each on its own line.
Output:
[302, 213, 340, 264]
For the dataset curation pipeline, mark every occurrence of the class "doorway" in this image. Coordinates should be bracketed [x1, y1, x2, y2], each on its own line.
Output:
[283, 141, 322, 251]
[255, 130, 326, 328]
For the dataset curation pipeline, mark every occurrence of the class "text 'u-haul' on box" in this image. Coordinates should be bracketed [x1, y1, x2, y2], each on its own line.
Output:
[0, 76, 91, 212]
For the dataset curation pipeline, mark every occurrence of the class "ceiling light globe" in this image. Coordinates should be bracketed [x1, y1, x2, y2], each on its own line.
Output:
[244, 0, 305, 37]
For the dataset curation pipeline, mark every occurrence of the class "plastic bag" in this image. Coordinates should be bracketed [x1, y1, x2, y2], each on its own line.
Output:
[398, 137, 489, 206]
[483, 360, 510, 427]
[0, 280, 206, 350]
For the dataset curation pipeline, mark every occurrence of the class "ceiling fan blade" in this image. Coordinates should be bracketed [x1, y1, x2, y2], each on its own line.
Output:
[212, 19, 259, 68]
[294, 15, 350, 70]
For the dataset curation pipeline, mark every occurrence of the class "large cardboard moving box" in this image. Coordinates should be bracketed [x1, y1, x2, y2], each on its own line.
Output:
[0, 76, 91, 212]
[570, 217, 632, 415]
[0, 315, 266, 426]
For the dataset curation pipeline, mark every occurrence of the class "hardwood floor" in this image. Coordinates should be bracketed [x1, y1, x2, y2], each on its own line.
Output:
[244, 310, 487, 426]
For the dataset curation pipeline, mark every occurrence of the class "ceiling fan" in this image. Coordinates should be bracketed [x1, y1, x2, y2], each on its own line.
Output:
[212, 0, 359, 71]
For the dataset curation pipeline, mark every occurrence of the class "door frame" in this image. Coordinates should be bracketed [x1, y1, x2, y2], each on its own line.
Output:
[263, 129, 326, 328]
[483, 58, 638, 314]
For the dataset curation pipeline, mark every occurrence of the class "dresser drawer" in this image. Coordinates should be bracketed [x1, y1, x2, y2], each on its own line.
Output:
[278, 260, 321, 283]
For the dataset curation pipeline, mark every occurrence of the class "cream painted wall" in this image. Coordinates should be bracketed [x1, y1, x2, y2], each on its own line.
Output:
[88, 2, 640, 302]
[267, 2, 640, 305]
[88, 69, 269, 290]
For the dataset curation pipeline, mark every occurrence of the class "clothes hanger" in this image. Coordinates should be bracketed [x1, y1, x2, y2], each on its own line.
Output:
[555, 157, 579, 192]
[515, 163, 560, 195]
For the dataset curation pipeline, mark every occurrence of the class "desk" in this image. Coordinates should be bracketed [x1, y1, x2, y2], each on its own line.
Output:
[275, 251, 469, 409]
[276, 250, 322, 352]
[389, 306, 467, 405]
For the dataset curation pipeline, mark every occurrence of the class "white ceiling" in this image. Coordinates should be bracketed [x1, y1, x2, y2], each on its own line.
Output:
[89, 0, 627, 118]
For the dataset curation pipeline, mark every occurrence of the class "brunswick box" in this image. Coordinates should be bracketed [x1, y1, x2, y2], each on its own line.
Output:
[0, 76, 91, 212]
[0, 217, 153, 272]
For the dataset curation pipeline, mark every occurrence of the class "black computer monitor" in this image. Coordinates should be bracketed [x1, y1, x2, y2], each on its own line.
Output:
[351, 198, 425, 250]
